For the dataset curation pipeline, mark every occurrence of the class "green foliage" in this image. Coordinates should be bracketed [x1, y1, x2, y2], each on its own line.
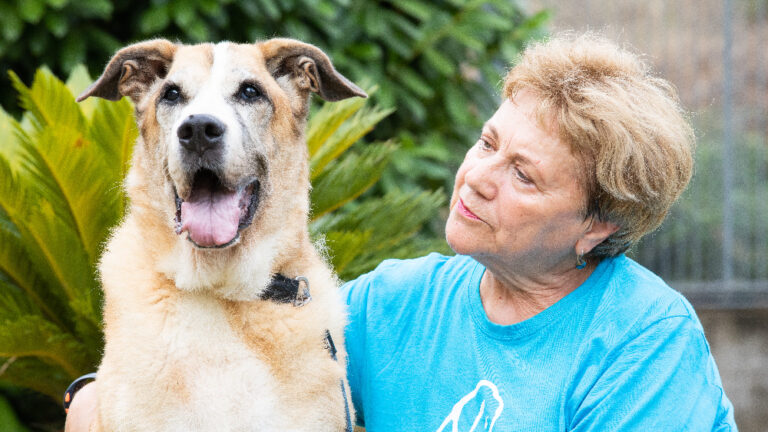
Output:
[0, 0, 548, 193]
[0, 394, 29, 432]
[0, 66, 445, 409]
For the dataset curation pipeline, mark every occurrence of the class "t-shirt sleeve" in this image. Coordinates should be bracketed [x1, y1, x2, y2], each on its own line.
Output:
[569, 315, 737, 431]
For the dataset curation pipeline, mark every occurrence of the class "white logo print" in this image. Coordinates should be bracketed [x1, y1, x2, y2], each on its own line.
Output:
[436, 380, 504, 432]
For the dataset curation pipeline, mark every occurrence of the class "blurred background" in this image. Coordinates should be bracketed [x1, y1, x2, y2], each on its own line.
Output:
[0, 0, 765, 430]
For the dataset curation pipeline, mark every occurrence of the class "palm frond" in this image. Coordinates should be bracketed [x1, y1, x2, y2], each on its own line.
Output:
[312, 189, 447, 280]
[0, 158, 72, 331]
[0, 277, 38, 322]
[317, 230, 373, 276]
[0, 315, 95, 378]
[306, 96, 367, 156]
[0, 152, 99, 329]
[309, 105, 393, 179]
[310, 142, 396, 220]
[10, 70, 120, 265]
[0, 109, 24, 174]
[65, 65, 99, 120]
[8, 69, 86, 134]
[88, 98, 138, 186]
[0, 356, 73, 401]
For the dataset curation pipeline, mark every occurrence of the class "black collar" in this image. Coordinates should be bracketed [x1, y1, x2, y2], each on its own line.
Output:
[261, 274, 312, 306]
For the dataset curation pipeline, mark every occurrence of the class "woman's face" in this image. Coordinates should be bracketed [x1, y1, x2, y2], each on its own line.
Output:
[445, 90, 597, 272]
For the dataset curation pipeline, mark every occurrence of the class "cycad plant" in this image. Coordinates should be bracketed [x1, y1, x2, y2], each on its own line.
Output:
[0, 67, 446, 409]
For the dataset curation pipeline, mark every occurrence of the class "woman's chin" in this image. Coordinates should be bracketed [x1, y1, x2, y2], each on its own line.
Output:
[445, 222, 479, 256]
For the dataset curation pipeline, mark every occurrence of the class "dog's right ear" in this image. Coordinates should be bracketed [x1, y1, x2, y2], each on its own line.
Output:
[77, 39, 177, 103]
[261, 38, 366, 102]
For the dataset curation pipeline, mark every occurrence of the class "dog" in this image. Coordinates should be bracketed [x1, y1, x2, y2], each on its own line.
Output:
[76, 38, 366, 431]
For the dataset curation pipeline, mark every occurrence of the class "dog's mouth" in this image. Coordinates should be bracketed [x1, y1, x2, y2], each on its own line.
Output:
[174, 169, 260, 248]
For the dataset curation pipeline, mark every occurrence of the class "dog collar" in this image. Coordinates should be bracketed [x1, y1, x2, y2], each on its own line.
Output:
[261, 274, 312, 307]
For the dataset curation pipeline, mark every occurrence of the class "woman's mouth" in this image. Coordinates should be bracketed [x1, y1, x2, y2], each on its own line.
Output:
[456, 199, 481, 221]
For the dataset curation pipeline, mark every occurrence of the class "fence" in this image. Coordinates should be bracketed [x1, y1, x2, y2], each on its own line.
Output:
[525, 0, 768, 309]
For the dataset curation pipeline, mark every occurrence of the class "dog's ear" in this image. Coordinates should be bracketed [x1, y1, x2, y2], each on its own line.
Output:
[77, 39, 177, 103]
[261, 39, 367, 102]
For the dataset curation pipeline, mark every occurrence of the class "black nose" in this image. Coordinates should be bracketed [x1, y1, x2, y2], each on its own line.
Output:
[177, 114, 226, 155]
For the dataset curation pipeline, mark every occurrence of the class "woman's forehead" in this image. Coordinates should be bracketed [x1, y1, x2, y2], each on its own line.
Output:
[487, 94, 582, 188]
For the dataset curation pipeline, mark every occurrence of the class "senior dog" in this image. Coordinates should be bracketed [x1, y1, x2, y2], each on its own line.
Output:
[76, 38, 365, 431]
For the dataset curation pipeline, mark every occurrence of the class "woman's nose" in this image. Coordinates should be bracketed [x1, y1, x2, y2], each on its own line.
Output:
[464, 158, 498, 200]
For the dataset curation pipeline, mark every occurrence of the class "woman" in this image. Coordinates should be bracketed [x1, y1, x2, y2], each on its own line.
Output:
[340, 34, 735, 431]
[66, 34, 736, 431]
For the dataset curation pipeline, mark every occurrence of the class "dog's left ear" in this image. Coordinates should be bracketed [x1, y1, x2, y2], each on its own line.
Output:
[261, 39, 367, 101]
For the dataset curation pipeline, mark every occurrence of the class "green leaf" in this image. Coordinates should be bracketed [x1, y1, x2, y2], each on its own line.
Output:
[422, 48, 456, 76]
[318, 230, 372, 275]
[0, 316, 92, 377]
[59, 33, 87, 74]
[88, 97, 137, 191]
[396, 67, 434, 99]
[0, 394, 29, 432]
[8, 69, 86, 133]
[43, 11, 68, 37]
[65, 64, 98, 119]
[140, 6, 170, 34]
[390, 0, 432, 21]
[0, 356, 72, 400]
[0, 8, 23, 42]
[46, 0, 68, 8]
[307, 96, 367, 156]
[310, 105, 393, 177]
[17, 0, 45, 23]
[311, 143, 396, 219]
[0, 168, 69, 329]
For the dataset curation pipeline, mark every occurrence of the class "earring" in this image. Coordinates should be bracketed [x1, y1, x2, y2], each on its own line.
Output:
[575, 251, 587, 269]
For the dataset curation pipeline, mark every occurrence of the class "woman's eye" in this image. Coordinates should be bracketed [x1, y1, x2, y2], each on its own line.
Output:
[162, 86, 181, 103]
[478, 138, 493, 150]
[238, 84, 262, 102]
[515, 167, 533, 184]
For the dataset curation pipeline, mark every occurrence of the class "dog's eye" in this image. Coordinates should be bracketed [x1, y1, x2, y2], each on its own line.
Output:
[238, 84, 262, 102]
[162, 86, 181, 103]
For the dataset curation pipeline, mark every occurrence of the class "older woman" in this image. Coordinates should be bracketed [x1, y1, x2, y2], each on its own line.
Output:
[341, 34, 736, 431]
[66, 34, 736, 431]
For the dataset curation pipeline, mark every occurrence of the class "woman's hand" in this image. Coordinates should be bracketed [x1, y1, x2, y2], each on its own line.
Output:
[64, 382, 98, 432]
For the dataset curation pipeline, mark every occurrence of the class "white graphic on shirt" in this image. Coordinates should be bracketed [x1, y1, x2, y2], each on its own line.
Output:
[436, 380, 504, 432]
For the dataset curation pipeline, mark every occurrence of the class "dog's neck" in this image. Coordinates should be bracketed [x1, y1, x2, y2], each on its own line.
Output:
[123, 156, 316, 302]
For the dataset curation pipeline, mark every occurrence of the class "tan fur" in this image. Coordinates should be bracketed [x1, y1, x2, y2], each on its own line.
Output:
[80, 39, 366, 431]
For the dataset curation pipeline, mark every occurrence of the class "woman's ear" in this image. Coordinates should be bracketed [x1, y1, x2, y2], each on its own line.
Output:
[575, 218, 620, 256]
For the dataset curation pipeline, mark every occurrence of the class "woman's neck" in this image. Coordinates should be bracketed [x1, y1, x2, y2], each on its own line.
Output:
[478, 258, 595, 326]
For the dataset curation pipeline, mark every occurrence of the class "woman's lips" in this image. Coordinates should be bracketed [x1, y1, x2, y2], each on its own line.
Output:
[456, 198, 480, 221]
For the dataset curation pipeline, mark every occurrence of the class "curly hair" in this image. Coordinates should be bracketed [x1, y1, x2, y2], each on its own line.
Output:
[503, 33, 695, 259]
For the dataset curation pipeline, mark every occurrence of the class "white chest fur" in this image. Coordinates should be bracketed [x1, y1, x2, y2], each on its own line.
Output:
[97, 292, 316, 431]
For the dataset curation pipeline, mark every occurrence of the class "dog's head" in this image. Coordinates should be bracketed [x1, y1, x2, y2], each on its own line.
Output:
[79, 39, 365, 252]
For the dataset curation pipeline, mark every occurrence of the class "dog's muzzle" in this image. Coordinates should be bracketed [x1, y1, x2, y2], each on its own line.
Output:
[174, 169, 261, 248]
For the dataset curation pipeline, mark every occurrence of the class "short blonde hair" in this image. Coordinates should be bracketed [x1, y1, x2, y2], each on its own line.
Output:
[504, 33, 694, 259]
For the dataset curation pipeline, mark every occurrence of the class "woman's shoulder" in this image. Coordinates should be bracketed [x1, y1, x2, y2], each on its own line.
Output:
[588, 254, 703, 343]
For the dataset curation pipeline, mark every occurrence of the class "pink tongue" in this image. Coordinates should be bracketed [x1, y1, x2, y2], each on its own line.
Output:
[180, 185, 243, 247]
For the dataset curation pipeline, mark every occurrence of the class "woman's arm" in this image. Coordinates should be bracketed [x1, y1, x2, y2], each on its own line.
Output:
[64, 382, 98, 432]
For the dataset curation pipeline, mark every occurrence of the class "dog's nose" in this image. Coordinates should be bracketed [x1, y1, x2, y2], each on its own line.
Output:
[177, 114, 226, 155]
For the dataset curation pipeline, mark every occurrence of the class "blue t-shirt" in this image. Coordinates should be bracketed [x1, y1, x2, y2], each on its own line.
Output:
[342, 253, 736, 431]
